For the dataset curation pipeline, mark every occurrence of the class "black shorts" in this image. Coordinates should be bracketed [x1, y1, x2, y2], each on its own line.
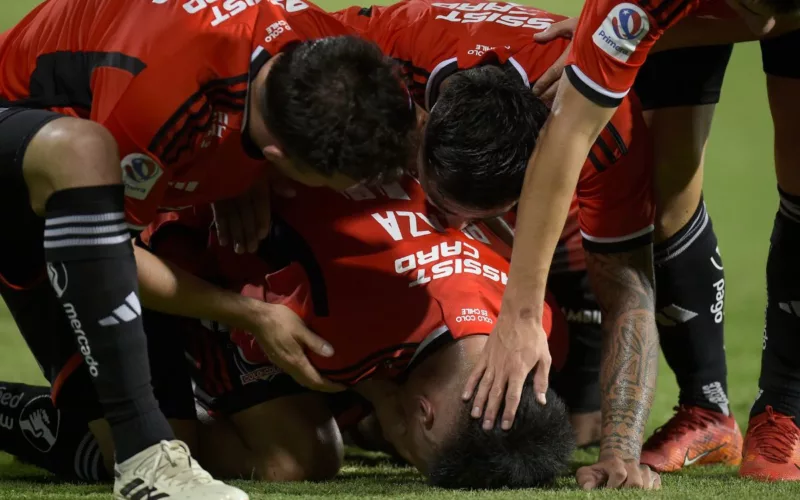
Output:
[547, 271, 602, 414]
[633, 45, 734, 110]
[153, 315, 309, 417]
[761, 29, 800, 79]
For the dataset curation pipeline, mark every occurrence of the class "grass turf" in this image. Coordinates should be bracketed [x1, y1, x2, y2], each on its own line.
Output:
[0, 0, 796, 498]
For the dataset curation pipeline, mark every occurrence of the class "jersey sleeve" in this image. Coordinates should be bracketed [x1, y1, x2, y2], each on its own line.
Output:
[97, 28, 251, 229]
[565, 0, 698, 107]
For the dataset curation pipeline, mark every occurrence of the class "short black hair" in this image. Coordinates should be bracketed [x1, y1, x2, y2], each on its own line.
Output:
[423, 65, 549, 211]
[264, 36, 417, 183]
[428, 381, 574, 489]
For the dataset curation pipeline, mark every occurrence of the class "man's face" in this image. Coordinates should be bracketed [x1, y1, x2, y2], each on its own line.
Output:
[370, 337, 488, 475]
[266, 150, 360, 191]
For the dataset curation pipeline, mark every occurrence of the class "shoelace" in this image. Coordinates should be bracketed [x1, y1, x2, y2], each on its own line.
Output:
[145, 441, 216, 494]
[749, 406, 799, 464]
[646, 406, 721, 448]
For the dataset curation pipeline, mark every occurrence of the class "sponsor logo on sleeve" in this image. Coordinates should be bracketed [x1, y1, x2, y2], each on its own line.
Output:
[121, 153, 163, 200]
[592, 3, 649, 63]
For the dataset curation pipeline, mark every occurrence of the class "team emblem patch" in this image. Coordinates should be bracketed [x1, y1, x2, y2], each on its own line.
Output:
[19, 395, 60, 453]
[592, 3, 650, 63]
[121, 153, 163, 200]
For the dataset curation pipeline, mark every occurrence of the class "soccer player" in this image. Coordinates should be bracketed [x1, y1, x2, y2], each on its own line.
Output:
[0, 176, 581, 488]
[335, 1, 659, 488]
[469, 0, 795, 487]
[531, 10, 800, 479]
[0, 0, 416, 497]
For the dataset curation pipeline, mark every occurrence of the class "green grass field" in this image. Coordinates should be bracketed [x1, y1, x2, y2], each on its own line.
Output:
[0, 0, 794, 498]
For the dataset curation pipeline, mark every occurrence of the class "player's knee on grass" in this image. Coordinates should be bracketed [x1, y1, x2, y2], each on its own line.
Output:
[228, 394, 344, 482]
[264, 36, 417, 186]
[428, 384, 574, 489]
[420, 65, 548, 216]
[21, 117, 120, 215]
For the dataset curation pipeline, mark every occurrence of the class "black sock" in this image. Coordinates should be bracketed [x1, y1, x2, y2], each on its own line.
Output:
[43, 185, 173, 462]
[0, 382, 108, 482]
[751, 189, 800, 420]
[654, 198, 730, 415]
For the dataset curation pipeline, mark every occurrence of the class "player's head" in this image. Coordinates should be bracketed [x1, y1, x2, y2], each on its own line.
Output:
[419, 65, 549, 226]
[374, 336, 574, 488]
[260, 36, 417, 190]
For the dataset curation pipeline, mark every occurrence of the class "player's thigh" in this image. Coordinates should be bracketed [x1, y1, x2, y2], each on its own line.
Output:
[633, 45, 733, 241]
[228, 392, 343, 482]
[187, 327, 343, 481]
[762, 30, 800, 196]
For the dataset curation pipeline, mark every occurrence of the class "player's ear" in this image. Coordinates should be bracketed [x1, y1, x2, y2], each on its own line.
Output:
[416, 104, 429, 132]
[417, 396, 435, 431]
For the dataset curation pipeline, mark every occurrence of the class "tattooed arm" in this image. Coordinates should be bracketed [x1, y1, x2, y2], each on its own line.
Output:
[575, 245, 661, 490]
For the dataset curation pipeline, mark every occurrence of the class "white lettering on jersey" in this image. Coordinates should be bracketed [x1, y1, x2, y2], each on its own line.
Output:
[456, 308, 494, 325]
[265, 20, 292, 43]
[433, 2, 554, 29]
[270, 0, 309, 13]
[372, 211, 443, 241]
[395, 241, 507, 288]
[592, 3, 650, 63]
[183, 0, 263, 27]
[201, 111, 229, 148]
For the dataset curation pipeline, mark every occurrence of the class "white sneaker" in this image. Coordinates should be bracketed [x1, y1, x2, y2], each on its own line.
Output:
[114, 440, 249, 500]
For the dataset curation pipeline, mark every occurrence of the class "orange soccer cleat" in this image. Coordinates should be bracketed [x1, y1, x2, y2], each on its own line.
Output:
[640, 405, 743, 472]
[739, 406, 800, 481]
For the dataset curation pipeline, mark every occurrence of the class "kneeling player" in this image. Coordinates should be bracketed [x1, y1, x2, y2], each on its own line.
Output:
[0, 176, 575, 488]
[337, 2, 659, 487]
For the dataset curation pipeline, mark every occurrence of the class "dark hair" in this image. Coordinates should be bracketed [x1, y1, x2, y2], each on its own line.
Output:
[428, 382, 574, 490]
[264, 36, 417, 183]
[422, 65, 549, 211]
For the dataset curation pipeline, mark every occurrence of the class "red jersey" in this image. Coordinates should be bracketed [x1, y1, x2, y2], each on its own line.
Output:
[142, 177, 568, 386]
[0, 0, 350, 229]
[565, 0, 733, 106]
[337, 0, 654, 252]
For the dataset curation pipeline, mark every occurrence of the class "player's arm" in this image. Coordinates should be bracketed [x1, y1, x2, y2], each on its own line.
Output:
[583, 245, 658, 467]
[653, 15, 800, 52]
[465, 77, 617, 427]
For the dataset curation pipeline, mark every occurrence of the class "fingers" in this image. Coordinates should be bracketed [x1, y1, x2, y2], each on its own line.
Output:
[481, 375, 507, 430]
[286, 354, 346, 393]
[640, 466, 661, 490]
[470, 368, 494, 424]
[533, 354, 551, 405]
[298, 328, 335, 358]
[500, 374, 525, 430]
[606, 461, 628, 489]
[462, 357, 486, 401]
[252, 192, 271, 242]
[576, 466, 606, 491]
[212, 202, 231, 247]
[223, 203, 246, 254]
[237, 195, 259, 253]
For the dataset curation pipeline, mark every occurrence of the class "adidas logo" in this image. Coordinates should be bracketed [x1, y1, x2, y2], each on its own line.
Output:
[98, 292, 141, 326]
[656, 304, 698, 327]
[778, 301, 800, 317]
[119, 477, 169, 499]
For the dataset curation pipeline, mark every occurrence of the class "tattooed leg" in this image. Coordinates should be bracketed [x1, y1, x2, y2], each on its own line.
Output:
[586, 245, 659, 461]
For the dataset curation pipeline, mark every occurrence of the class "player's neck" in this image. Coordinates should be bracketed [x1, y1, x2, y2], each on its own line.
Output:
[247, 55, 281, 151]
